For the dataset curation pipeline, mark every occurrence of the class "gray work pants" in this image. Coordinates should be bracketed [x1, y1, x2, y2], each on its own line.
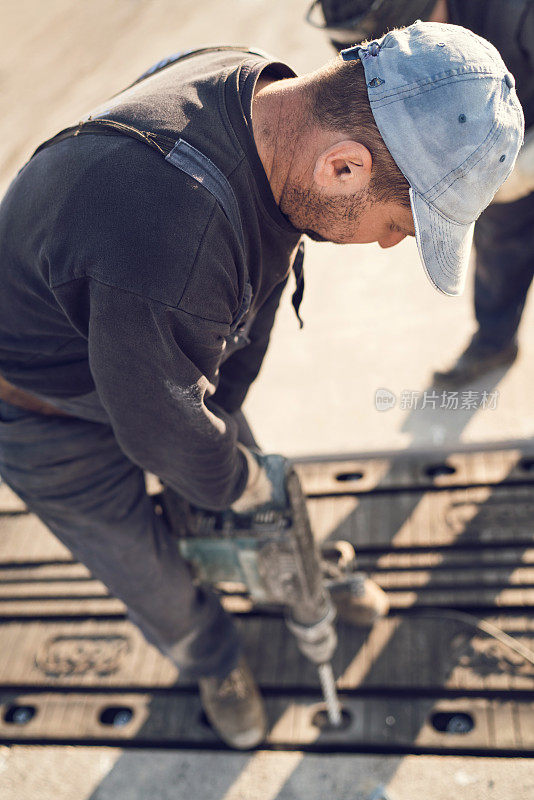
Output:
[0, 398, 241, 679]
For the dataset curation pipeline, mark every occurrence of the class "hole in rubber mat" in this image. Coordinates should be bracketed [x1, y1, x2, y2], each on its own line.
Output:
[99, 706, 134, 727]
[518, 457, 534, 473]
[4, 705, 37, 725]
[425, 463, 456, 478]
[336, 471, 364, 483]
[311, 705, 352, 731]
[431, 711, 474, 734]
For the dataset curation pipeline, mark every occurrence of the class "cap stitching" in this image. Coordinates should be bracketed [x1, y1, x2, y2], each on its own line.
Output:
[432, 211, 470, 282]
[432, 216, 456, 279]
[427, 224, 456, 289]
[437, 214, 460, 277]
[426, 79, 507, 205]
[427, 121, 502, 208]
[429, 222, 455, 283]
[418, 193, 467, 284]
[413, 189, 460, 292]
[439, 213, 466, 277]
[411, 189, 450, 295]
[369, 69, 500, 107]
[419, 198, 466, 227]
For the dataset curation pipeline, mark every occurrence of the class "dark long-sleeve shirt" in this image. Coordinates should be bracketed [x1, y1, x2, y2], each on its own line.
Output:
[0, 48, 301, 509]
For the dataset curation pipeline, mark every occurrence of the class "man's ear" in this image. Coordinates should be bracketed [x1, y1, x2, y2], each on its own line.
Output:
[313, 140, 372, 191]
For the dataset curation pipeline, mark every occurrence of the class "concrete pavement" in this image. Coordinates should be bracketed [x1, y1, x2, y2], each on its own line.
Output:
[1, 747, 533, 800]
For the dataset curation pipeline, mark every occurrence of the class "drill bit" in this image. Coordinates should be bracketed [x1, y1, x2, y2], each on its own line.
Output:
[318, 662, 342, 727]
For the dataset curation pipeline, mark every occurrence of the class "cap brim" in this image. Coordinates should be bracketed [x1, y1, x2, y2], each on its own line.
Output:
[410, 188, 475, 297]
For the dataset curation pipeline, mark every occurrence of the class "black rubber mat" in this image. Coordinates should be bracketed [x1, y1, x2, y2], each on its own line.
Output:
[1, 448, 533, 753]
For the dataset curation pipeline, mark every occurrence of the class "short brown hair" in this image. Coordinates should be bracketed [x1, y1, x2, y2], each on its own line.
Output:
[310, 57, 411, 207]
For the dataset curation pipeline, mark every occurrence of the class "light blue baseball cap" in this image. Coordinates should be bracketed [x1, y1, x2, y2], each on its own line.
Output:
[341, 21, 525, 296]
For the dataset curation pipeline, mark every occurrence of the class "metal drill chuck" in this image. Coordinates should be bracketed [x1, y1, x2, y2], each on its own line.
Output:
[285, 596, 338, 664]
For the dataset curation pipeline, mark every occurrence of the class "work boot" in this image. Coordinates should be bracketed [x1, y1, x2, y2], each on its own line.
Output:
[432, 336, 518, 389]
[199, 655, 267, 749]
[330, 574, 390, 627]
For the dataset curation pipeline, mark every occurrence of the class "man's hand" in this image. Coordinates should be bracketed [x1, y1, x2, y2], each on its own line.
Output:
[231, 444, 274, 513]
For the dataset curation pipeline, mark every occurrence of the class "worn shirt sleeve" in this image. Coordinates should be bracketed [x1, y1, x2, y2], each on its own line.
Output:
[211, 276, 289, 414]
[86, 278, 248, 510]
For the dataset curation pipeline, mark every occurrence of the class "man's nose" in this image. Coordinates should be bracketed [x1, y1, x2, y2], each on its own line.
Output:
[378, 230, 407, 249]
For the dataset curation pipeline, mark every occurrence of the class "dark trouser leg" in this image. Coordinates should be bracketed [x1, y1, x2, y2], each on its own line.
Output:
[473, 191, 534, 351]
[0, 399, 240, 679]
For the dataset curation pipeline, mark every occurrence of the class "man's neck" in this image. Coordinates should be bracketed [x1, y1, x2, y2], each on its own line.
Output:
[251, 75, 303, 206]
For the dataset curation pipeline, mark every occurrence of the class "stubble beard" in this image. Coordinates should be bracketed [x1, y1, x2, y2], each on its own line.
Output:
[279, 181, 371, 244]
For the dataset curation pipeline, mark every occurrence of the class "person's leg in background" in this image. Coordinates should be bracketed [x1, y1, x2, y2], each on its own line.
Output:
[434, 192, 534, 386]
[0, 398, 241, 679]
[473, 192, 534, 349]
